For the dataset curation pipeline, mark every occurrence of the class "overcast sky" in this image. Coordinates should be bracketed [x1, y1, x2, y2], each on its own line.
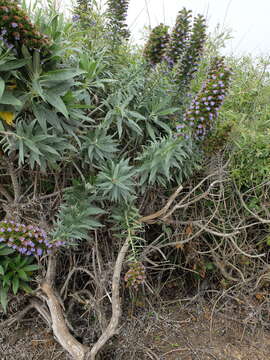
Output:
[126, 0, 270, 56]
[50, 0, 270, 56]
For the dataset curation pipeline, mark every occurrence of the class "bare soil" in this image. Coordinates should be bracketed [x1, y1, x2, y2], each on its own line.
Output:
[1, 295, 270, 360]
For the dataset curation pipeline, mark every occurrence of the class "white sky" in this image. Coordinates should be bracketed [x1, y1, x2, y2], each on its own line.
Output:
[49, 0, 270, 56]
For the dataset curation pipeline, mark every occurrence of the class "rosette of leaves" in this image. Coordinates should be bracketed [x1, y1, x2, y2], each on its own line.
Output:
[165, 8, 192, 66]
[177, 57, 232, 140]
[143, 24, 170, 65]
[178, 14, 207, 86]
[52, 184, 105, 243]
[96, 158, 136, 203]
[0, 244, 39, 312]
[107, 0, 130, 41]
[81, 127, 119, 167]
[137, 136, 201, 188]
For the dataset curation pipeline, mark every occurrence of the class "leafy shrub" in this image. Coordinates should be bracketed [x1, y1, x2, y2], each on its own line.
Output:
[231, 129, 270, 188]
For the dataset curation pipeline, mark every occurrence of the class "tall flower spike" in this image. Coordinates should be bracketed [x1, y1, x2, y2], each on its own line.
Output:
[143, 24, 170, 65]
[178, 14, 207, 86]
[166, 7, 192, 66]
[176, 57, 232, 141]
[107, 0, 130, 41]
[0, 0, 50, 56]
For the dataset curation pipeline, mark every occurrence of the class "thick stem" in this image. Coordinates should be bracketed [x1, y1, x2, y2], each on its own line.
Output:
[87, 237, 130, 360]
[41, 281, 88, 360]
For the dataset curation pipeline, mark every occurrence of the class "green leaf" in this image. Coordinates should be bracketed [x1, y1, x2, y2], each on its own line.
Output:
[12, 277, 19, 295]
[156, 107, 179, 116]
[0, 77, 5, 99]
[0, 59, 28, 72]
[17, 270, 29, 281]
[0, 286, 8, 312]
[0, 247, 15, 256]
[41, 68, 85, 82]
[0, 265, 4, 275]
[0, 91, 22, 107]
[44, 92, 69, 118]
[24, 139, 42, 155]
[22, 264, 39, 272]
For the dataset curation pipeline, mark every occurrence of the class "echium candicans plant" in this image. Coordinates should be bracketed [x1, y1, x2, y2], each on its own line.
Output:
[107, 0, 130, 41]
[176, 56, 232, 140]
[0, 0, 50, 55]
[178, 14, 207, 87]
[143, 23, 170, 65]
[165, 8, 192, 66]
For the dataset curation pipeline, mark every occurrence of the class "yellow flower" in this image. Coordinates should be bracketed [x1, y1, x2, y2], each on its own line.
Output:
[0, 112, 15, 125]
[7, 84, 17, 90]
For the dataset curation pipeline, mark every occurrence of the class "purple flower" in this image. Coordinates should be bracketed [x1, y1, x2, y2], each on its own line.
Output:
[0, 228, 5, 232]
[72, 14, 80, 22]
[7, 228, 12, 232]
[0, 237, 4, 242]
[11, 22, 18, 28]
[37, 248, 43, 256]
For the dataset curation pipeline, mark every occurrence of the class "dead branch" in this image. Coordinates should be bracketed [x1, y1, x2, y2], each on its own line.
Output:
[0, 298, 51, 330]
[139, 184, 183, 223]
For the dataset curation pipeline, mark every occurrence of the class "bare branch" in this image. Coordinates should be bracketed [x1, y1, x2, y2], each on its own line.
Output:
[87, 237, 130, 360]
[41, 281, 88, 360]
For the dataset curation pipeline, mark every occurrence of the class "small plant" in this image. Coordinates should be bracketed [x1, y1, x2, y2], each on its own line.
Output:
[137, 136, 201, 187]
[0, 244, 39, 311]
